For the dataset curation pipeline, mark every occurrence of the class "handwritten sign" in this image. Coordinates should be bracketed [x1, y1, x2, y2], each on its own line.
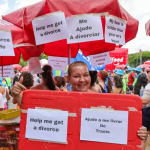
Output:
[28, 57, 43, 75]
[48, 56, 68, 71]
[105, 16, 126, 45]
[66, 15, 103, 44]
[32, 12, 69, 45]
[0, 65, 14, 77]
[80, 108, 128, 145]
[90, 52, 111, 67]
[25, 109, 68, 143]
[0, 31, 15, 56]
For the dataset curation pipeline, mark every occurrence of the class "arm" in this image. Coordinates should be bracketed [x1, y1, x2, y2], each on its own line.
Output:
[142, 87, 150, 105]
[11, 77, 26, 108]
[142, 98, 150, 105]
[137, 126, 148, 150]
[6, 88, 10, 100]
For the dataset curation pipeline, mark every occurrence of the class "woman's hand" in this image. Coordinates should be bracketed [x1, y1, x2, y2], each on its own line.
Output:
[11, 76, 26, 96]
[137, 126, 148, 141]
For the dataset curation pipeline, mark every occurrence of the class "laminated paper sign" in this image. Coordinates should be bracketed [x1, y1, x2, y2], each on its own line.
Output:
[105, 16, 126, 45]
[0, 65, 14, 77]
[48, 56, 68, 71]
[25, 109, 68, 143]
[80, 108, 128, 145]
[0, 31, 15, 56]
[90, 52, 111, 67]
[28, 57, 43, 75]
[66, 15, 103, 44]
[32, 12, 69, 45]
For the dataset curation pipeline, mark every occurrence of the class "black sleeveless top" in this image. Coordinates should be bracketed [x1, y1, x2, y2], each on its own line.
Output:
[97, 83, 106, 93]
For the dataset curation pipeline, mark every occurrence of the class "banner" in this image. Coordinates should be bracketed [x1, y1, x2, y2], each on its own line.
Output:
[0, 65, 14, 77]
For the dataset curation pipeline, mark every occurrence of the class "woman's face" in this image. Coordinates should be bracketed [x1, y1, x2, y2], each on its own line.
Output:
[69, 65, 91, 92]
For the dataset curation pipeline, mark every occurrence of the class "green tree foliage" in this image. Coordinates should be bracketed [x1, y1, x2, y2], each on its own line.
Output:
[129, 51, 150, 67]
[19, 54, 48, 67]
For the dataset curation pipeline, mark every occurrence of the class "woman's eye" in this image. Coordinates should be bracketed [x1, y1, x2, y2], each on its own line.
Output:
[84, 74, 89, 77]
[74, 76, 79, 78]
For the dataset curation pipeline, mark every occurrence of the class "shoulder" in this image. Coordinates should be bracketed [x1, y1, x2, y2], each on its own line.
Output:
[30, 84, 44, 90]
[145, 83, 150, 90]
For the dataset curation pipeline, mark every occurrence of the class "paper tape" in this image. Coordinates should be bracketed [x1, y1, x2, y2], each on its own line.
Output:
[21, 109, 77, 117]
[91, 106, 114, 112]
[0, 30, 11, 32]
[128, 107, 138, 111]
[33, 11, 63, 20]
[93, 12, 109, 16]
[28, 138, 68, 144]
[13, 43, 34, 48]
[106, 15, 127, 23]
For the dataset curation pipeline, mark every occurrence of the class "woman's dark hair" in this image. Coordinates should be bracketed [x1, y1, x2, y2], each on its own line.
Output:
[54, 76, 66, 88]
[99, 70, 112, 93]
[41, 65, 56, 90]
[19, 72, 33, 88]
[113, 76, 123, 88]
[134, 73, 147, 96]
[89, 71, 97, 86]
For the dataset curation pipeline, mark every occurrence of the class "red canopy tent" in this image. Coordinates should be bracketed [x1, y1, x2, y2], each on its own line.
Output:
[13, 64, 22, 71]
[2, 0, 139, 60]
[145, 19, 150, 36]
[0, 19, 42, 66]
[144, 60, 150, 65]
[21, 66, 29, 72]
[138, 64, 150, 68]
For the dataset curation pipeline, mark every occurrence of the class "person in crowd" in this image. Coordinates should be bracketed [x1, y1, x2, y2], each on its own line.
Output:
[12, 65, 59, 107]
[0, 78, 10, 110]
[89, 70, 99, 92]
[127, 68, 135, 91]
[123, 70, 129, 84]
[13, 70, 19, 85]
[13, 71, 34, 108]
[64, 73, 73, 91]
[133, 67, 142, 87]
[112, 76, 124, 94]
[95, 70, 112, 93]
[37, 74, 42, 83]
[134, 73, 147, 96]
[142, 69, 150, 141]
[0, 92, 4, 111]
[54, 76, 67, 91]
[114, 69, 127, 93]
[11, 62, 148, 149]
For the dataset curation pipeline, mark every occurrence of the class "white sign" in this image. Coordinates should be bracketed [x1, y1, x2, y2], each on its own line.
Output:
[66, 15, 103, 44]
[0, 65, 14, 77]
[28, 57, 43, 75]
[25, 109, 68, 143]
[90, 52, 111, 67]
[0, 31, 15, 56]
[105, 16, 126, 45]
[32, 12, 69, 45]
[48, 56, 68, 71]
[80, 108, 128, 145]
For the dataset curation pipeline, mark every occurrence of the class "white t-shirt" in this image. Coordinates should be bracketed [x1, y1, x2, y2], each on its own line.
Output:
[143, 83, 150, 107]
[0, 93, 4, 108]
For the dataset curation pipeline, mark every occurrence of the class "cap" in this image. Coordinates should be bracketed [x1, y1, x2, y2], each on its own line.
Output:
[115, 69, 124, 76]
[134, 67, 142, 72]
[0, 78, 3, 86]
[127, 68, 133, 71]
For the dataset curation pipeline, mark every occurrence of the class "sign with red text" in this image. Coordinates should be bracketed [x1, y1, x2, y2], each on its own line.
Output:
[66, 15, 103, 44]
[25, 109, 68, 143]
[48, 56, 68, 71]
[32, 12, 69, 45]
[0, 31, 15, 56]
[0, 65, 14, 77]
[80, 108, 128, 145]
[90, 52, 111, 67]
[105, 16, 126, 45]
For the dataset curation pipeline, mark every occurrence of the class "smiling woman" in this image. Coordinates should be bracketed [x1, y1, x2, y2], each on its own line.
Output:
[68, 61, 91, 92]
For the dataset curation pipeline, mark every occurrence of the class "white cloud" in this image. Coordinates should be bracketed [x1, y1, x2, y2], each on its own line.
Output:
[15, 0, 42, 10]
[119, 0, 150, 53]
[0, 0, 9, 19]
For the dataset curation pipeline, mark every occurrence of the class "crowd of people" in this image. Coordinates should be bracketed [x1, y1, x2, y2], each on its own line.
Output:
[0, 62, 149, 149]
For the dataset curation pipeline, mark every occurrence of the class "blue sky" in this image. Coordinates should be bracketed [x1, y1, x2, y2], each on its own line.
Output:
[1, 0, 150, 54]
